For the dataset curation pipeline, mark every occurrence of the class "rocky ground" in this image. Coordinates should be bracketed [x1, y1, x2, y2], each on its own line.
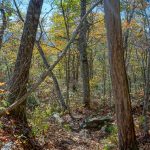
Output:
[0, 104, 150, 150]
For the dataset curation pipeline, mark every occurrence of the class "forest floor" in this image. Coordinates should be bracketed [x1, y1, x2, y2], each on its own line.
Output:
[0, 102, 150, 150]
[0, 83, 150, 150]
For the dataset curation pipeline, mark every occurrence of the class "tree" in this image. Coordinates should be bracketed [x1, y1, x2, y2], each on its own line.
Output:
[104, 0, 138, 149]
[78, 0, 91, 108]
[140, 0, 150, 137]
[0, 0, 7, 50]
[36, 41, 67, 110]
[60, 0, 71, 104]
[8, 0, 44, 123]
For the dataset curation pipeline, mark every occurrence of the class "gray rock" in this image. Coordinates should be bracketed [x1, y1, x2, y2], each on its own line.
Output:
[1, 142, 13, 150]
[53, 112, 64, 124]
[81, 116, 113, 130]
[79, 129, 90, 138]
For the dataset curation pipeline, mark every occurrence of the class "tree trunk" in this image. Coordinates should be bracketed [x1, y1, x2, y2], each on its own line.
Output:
[36, 42, 67, 110]
[0, 0, 7, 50]
[89, 49, 94, 79]
[104, 0, 138, 149]
[141, 2, 150, 136]
[78, 0, 90, 108]
[143, 49, 150, 137]
[72, 52, 77, 92]
[61, 0, 71, 105]
[8, 0, 43, 123]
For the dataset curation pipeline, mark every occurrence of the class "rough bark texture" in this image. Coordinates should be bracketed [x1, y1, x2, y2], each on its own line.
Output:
[8, 0, 43, 123]
[61, 0, 71, 104]
[71, 52, 79, 92]
[143, 49, 150, 136]
[141, 3, 150, 136]
[104, 0, 138, 149]
[0, 1, 7, 50]
[78, 0, 90, 108]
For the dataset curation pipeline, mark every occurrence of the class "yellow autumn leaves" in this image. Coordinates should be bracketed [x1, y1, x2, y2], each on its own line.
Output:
[0, 82, 6, 94]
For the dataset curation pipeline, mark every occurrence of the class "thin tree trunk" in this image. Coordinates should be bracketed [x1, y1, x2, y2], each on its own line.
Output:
[89, 49, 94, 79]
[0, 0, 7, 50]
[123, 2, 135, 62]
[104, 0, 138, 149]
[72, 52, 77, 92]
[36, 42, 67, 110]
[143, 49, 150, 137]
[103, 50, 106, 98]
[75, 53, 80, 82]
[79, 0, 91, 108]
[60, 0, 71, 105]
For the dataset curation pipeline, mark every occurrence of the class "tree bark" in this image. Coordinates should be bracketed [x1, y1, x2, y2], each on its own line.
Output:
[0, 1, 7, 50]
[8, 0, 43, 123]
[143, 49, 150, 136]
[60, 0, 71, 104]
[72, 52, 77, 92]
[104, 0, 138, 149]
[36, 42, 67, 110]
[78, 0, 91, 108]
[140, 1, 150, 136]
